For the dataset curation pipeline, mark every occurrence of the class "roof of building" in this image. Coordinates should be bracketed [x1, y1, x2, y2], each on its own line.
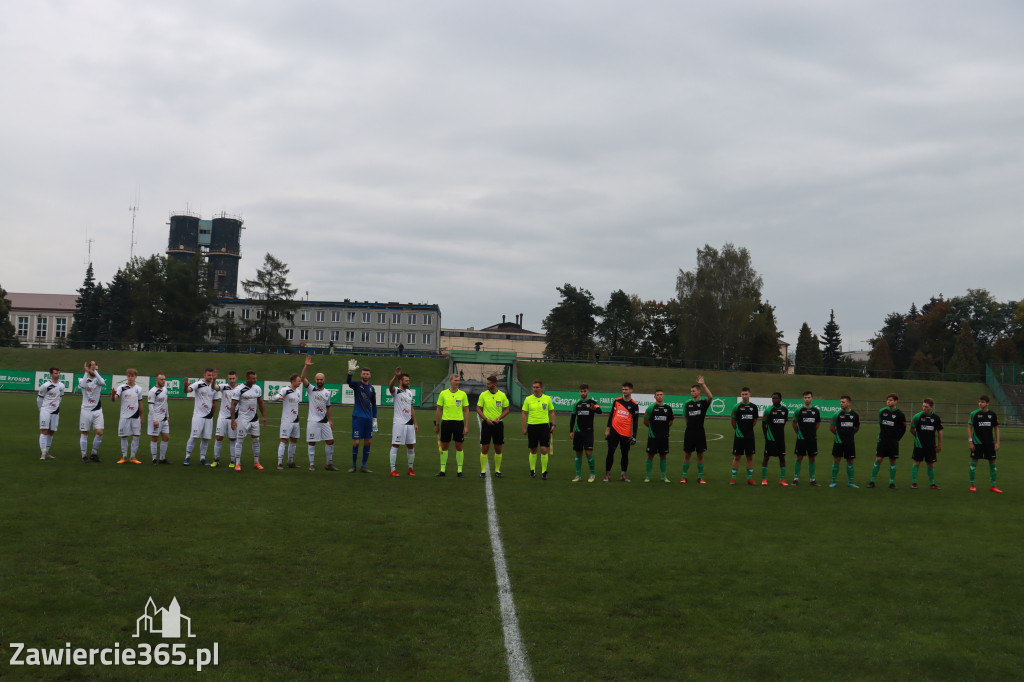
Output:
[7, 293, 79, 311]
[480, 321, 542, 335]
[214, 298, 440, 312]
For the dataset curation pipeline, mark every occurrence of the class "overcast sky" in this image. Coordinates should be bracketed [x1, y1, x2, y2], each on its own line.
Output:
[3, 1, 1022, 350]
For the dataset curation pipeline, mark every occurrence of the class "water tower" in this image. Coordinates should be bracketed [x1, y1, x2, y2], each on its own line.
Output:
[208, 213, 243, 297]
[166, 212, 200, 265]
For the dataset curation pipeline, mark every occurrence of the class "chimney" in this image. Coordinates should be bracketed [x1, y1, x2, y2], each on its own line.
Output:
[502, 314, 506, 323]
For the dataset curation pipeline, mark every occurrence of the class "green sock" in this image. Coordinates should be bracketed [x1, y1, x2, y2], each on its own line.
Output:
[832, 462, 839, 482]
[870, 461, 880, 482]
[746, 468, 753, 481]
[645, 458, 653, 478]
[809, 461, 816, 480]
[697, 463, 704, 479]
[990, 463, 998, 485]
[847, 464, 855, 482]
[911, 464, 919, 484]
[761, 466, 768, 480]
[586, 455, 595, 473]
[541, 453, 549, 473]
[456, 450, 464, 473]
[779, 466, 786, 482]
[528, 452, 537, 472]
[928, 466, 935, 485]
[440, 450, 448, 471]
[659, 458, 667, 478]
[495, 453, 502, 473]
[969, 461, 976, 484]
[889, 464, 897, 485]
[794, 460, 802, 479]
[683, 461, 691, 477]
[731, 467, 738, 479]
[575, 455, 582, 476]
[481, 453, 488, 473]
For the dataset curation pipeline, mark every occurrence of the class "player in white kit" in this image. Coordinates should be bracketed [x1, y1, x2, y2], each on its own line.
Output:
[272, 372, 303, 469]
[78, 360, 105, 463]
[113, 369, 145, 464]
[212, 370, 239, 468]
[184, 368, 218, 466]
[148, 374, 171, 464]
[37, 366, 65, 460]
[300, 355, 337, 471]
[231, 370, 266, 470]
[387, 367, 418, 477]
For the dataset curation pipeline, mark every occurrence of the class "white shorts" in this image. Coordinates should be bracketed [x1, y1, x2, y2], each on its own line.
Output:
[148, 418, 170, 437]
[215, 417, 236, 439]
[237, 419, 261, 438]
[118, 417, 141, 437]
[280, 421, 300, 440]
[79, 409, 104, 432]
[190, 416, 214, 440]
[392, 424, 417, 446]
[306, 422, 334, 443]
[39, 412, 59, 432]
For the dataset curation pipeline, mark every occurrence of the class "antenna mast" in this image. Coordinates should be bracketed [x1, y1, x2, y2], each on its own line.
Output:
[85, 236, 95, 265]
[129, 187, 140, 260]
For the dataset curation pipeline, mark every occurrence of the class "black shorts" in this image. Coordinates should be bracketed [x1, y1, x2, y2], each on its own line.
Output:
[440, 420, 465, 444]
[683, 429, 707, 453]
[527, 423, 551, 449]
[912, 447, 937, 464]
[572, 430, 595, 452]
[794, 440, 818, 457]
[763, 440, 785, 458]
[832, 440, 856, 460]
[732, 436, 755, 456]
[876, 440, 900, 460]
[607, 430, 633, 454]
[972, 443, 997, 461]
[480, 421, 504, 445]
[646, 435, 669, 455]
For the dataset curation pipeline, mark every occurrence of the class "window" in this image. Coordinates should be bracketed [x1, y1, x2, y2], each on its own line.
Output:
[361, 312, 370, 323]
[408, 314, 417, 325]
[270, 310, 280, 319]
[345, 331, 354, 342]
[300, 330, 309, 341]
[330, 331, 340, 342]
[315, 330, 324, 341]
[36, 316, 47, 338]
[241, 309, 250, 320]
[17, 316, 28, 337]
[391, 332, 400, 344]
[347, 312, 356, 323]
[316, 310, 325, 322]
[392, 313, 401, 324]
[331, 311, 340, 322]
[256, 309, 263, 319]
[360, 331, 370, 343]
[301, 310, 310, 322]
[55, 318, 67, 338]
[377, 313, 386, 324]
[407, 333, 416, 344]
[423, 314, 433, 325]
[226, 308, 235, 318]
[375, 332, 386, 343]
[285, 329, 294, 340]
[422, 333, 432, 345]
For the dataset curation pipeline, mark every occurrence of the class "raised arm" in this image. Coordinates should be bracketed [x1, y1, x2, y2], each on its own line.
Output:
[698, 375, 713, 401]
[300, 355, 313, 388]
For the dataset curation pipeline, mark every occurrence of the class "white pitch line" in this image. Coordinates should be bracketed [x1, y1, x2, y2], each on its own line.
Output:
[485, 467, 533, 682]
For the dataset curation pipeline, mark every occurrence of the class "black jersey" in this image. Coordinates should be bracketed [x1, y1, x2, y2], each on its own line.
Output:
[731, 402, 758, 438]
[645, 403, 674, 438]
[877, 408, 907, 442]
[568, 399, 602, 433]
[762, 405, 788, 444]
[832, 409, 860, 444]
[970, 409, 999, 445]
[911, 412, 943, 450]
[684, 398, 710, 432]
[794, 406, 821, 440]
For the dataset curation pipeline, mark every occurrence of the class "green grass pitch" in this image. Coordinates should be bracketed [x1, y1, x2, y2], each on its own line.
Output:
[1, 393, 1022, 680]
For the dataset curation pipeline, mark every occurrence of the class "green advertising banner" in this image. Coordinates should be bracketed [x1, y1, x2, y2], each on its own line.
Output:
[0, 370, 37, 391]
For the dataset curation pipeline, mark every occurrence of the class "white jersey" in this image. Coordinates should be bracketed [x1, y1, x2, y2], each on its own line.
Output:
[115, 383, 144, 420]
[148, 385, 169, 423]
[79, 373, 106, 413]
[390, 387, 415, 430]
[306, 384, 332, 426]
[277, 386, 302, 429]
[189, 380, 218, 421]
[216, 383, 240, 420]
[37, 380, 66, 415]
[234, 383, 263, 424]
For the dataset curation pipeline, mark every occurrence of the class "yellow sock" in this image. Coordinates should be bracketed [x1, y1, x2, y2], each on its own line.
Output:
[529, 452, 537, 472]
[456, 450, 464, 473]
[541, 453, 549, 473]
[495, 453, 503, 472]
[480, 453, 488, 473]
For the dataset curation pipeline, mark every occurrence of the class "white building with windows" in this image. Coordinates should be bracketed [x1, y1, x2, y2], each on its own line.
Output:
[6, 293, 77, 349]
[212, 298, 442, 354]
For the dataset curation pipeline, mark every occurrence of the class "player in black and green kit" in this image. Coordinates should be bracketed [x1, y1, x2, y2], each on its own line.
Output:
[681, 376, 712, 484]
[791, 390, 821, 486]
[968, 395, 1002, 493]
[730, 387, 758, 485]
[869, 393, 906, 489]
[909, 397, 943, 489]
[829, 395, 860, 488]
[569, 384, 602, 482]
[644, 390, 674, 483]
[760, 392, 789, 486]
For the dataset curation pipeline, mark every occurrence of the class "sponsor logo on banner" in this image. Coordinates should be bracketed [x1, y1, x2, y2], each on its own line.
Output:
[35, 371, 74, 391]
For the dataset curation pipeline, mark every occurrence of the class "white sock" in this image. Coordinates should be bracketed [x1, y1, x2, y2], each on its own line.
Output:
[390, 447, 398, 471]
[80, 435, 88, 456]
[308, 444, 316, 465]
[160, 441, 168, 458]
[214, 439, 222, 460]
[199, 440, 209, 458]
[288, 442, 296, 461]
[40, 434, 48, 453]
[46, 434, 54, 448]
[186, 436, 197, 456]
[252, 439, 261, 462]
[408, 449, 415, 469]
[92, 435, 102, 454]
[325, 444, 333, 465]
[278, 442, 286, 464]
[151, 441, 158, 457]
[121, 438, 129, 456]
[130, 438, 139, 457]
[233, 438, 243, 462]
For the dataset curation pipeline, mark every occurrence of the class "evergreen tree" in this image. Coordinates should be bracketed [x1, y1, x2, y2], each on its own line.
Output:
[821, 309, 842, 375]
[596, 290, 644, 357]
[987, 336, 1019, 364]
[0, 283, 18, 347]
[905, 350, 940, 380]
[100, 268, 133, 347]
[794, 322, 823, 375]
[867, 337, 895, 377]
[946, 322, 982, 379]
[746, 300, 782, 372]
[542, 283, 599, 358]
[240, 253, 300, 348]
[69, 264, 104, 348]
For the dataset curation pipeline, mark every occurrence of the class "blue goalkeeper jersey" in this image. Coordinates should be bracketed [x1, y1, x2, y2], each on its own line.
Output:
[347, 374, 378, 419]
